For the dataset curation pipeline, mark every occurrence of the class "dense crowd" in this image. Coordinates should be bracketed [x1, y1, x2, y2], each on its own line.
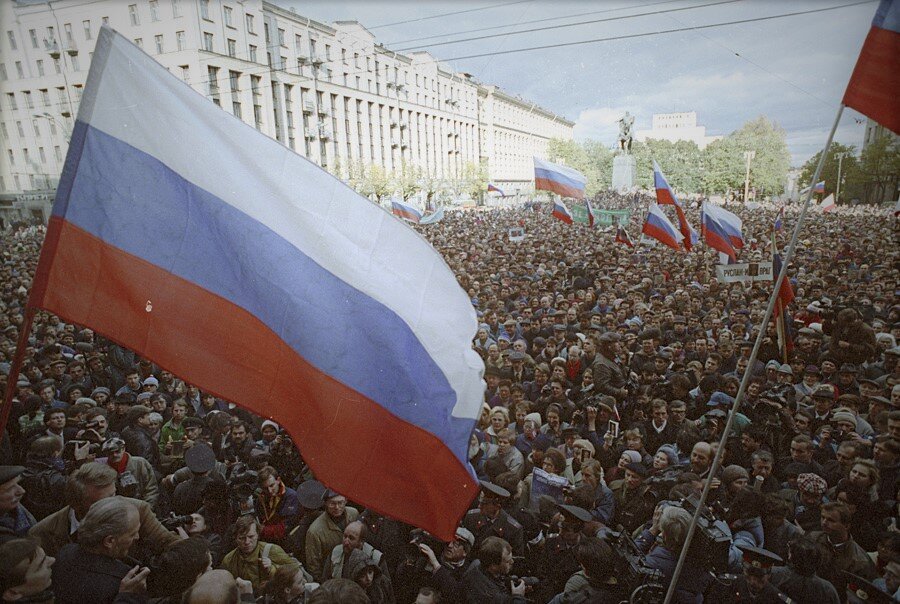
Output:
[0, 197, 898, 604]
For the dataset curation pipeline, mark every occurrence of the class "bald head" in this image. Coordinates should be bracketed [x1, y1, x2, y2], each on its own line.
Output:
[691, 442, 713, 473]
[182, 570, 239, 604]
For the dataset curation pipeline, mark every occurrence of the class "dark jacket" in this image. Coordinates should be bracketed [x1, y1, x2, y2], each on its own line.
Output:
[121, 424, 159, 469]
[20, 456, 67, 520]
[52, 544, 134, 604]
[461, 560, 526, 604]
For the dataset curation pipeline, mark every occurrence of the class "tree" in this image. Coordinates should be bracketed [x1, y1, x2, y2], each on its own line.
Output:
[547, 138, 613, 197]
[393, 161, 422, 201]
[360, 164, 391, 202]
[847, 136, 900, 203]
[730, 116, 791, 197]
[702, 137, 743, 194]
[455, 160, 489, 202]
[799, 143, 859, 201]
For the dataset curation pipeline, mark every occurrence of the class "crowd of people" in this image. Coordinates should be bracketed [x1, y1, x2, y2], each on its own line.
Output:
[0, 196, 898, 604]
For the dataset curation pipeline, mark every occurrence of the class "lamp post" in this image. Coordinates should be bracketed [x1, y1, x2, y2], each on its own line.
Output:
[834, 151, 851, 203]
[743, 150, 755, 203]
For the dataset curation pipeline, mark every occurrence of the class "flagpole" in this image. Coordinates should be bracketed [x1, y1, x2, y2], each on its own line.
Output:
[663, 104, 845, 604]
[0, 306, 39, 436]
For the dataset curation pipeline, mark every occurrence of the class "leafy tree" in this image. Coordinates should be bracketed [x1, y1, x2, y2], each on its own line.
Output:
[798, 143, 858, 200]
[847, 136, 900, 203]
[729, 116, 791, 197]
[393, 161, 422, 201]
[702, 137, 743, 194]
[454, 160, 489, 202]
[361, 164, 391, 202]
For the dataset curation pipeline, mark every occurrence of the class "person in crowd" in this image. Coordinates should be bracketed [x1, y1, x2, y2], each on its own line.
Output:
[461, 536, 527, 603]
[304, 491, 360, 581]
[220, 515, 297, 593]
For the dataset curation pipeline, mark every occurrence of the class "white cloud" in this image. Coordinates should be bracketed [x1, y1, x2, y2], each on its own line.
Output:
[573, 106, 637, 144]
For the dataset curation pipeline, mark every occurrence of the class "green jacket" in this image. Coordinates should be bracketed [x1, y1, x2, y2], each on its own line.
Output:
[220, 541, 296, 591]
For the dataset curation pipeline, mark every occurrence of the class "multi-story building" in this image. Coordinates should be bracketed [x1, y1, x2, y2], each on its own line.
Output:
[635, 111, 721, 150]
[0, 0, 572, 224]
[479, 85, 574, 195]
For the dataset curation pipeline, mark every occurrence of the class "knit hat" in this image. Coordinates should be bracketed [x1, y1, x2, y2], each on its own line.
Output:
[796, 473, 827, 496]
[722, 464, 750, 486]
[831, 410, 858, 430]
[621, 450, 642, 464]
[573, 439, 595, 455]
[656, 445, 678, 466]
[525, 413, 542, 427]
[261, 419, 280, 432]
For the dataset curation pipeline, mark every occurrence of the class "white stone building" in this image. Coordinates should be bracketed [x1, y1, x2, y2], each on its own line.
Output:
[635, 111, 721, 150]
[0, 0, 572, 224]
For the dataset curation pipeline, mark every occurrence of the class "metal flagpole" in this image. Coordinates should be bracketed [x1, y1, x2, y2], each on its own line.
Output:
[662, 104, 845, 604]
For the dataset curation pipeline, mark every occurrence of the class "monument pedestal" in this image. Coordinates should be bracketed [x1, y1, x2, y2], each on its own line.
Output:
[612, 154, 637, 192]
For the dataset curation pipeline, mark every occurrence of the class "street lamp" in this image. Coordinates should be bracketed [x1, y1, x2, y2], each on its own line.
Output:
[743, 150, 755, 203]
[834, 151, 851, 203]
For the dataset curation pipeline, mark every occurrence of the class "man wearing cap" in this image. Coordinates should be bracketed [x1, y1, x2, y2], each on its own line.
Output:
[0, 466, 36, 542]
[100, 437, 158, 509]
[810, 385, 838, 434]
[462, 482, 524, 558]
[305, 490, 360, 581]
[120, 404, 160, 469]
[795, 366, 822, 398]
[780, 473, 826, 533]
[732, 545, 792, 603]
[610, 463, 655, 534]
[536, 504, 592, 601]
[169, 443, 225, 515]
[592, 332, 629, 404]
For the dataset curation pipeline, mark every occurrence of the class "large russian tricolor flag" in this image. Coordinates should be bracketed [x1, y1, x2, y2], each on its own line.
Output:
[28, 27, 483, 540]
[642, 203, 685, 251]
[652, 160, 697, 251]
[534, 157, 587, 199]
[842, 0, 900, 134]
[391, 199, 423, 223]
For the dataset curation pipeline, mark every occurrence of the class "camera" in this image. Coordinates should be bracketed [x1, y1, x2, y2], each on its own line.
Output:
[663, 495, 731, 574]
[117, 470, 139, 499]
[509, 576, 539, 587]
[601, 529, 665, 603]
[160, 514, 194, 530]
[226, 463, 258, 516]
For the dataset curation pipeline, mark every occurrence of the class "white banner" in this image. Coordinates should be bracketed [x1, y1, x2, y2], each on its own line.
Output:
[715, 261, 774, 283]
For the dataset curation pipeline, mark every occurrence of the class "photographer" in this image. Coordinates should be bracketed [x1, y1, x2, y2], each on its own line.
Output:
[548, 538, 626, 604]
[101, 438, 158, 509]
[634, 505, 706, 600]
[396, 527, 473, 604]
[461, 536, 527, 604]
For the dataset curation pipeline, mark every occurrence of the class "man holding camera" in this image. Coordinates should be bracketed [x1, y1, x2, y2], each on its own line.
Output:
[101, 438, 158, 509]
[461, 536, 527, 604]
[396, 527, 474, 604]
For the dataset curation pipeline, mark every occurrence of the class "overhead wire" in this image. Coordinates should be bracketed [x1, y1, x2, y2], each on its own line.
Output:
[365, 0, 534, 29]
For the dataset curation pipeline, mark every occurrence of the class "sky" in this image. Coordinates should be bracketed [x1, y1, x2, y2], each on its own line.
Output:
[279, 0, 877, 167]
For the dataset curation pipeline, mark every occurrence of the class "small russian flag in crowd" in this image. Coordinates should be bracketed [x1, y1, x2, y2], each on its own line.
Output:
[652, 160, 697, 250]
[702, 202, 744, 249]
[774, 206, 785, 231]
[700, 203, 737, 262]
[552, 199, 574, 224]
[615, 226, 635, 248]
[642, 203, 685, 251]
[842, 0, 899, 134]
[534, 157, 587, 200]
[487, 183, 505, 196]
[25, 26, 483, 541]
[821, 193, 837, 213]
[813, 181, 826, 194]
[585, 198, 596, 228]
[391, 199, 423, 223]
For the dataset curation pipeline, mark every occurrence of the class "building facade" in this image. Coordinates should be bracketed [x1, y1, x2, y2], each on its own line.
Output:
[635, 111, 720, 150]
[0, 0, 572, 224]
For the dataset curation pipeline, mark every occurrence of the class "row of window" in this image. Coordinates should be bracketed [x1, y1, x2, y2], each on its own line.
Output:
[4, 87, 80, 112]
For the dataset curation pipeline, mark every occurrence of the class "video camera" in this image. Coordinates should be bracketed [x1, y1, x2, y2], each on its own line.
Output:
[160, 513, 194, 530]
[601, 529, 665, 604]
[663, 495, 732, 574]
[226, 463, 258, 517]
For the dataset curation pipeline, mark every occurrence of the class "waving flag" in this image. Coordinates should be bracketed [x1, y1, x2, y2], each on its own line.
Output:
[702, 202, 744, 249]
[615, 226, 635, 248]
[487, 183, 505, 196]
[821, 193, 837, 213]
[29, 27, 483, 541]
[652, 160, 697, 250]
[774, 206, 785, 231]
[534, 157, 587, 199]
[552, 200, 574, 224]
[813, 181, 826, 194]
[585, 198, 596, 228]
[391, 199, 423, 223]
[842, 0, 900, 134]
[642, 203, 685, 251]
[700, 203, 737, 262]
[420, 206, 445, 225]
[771, 232, 796, 363]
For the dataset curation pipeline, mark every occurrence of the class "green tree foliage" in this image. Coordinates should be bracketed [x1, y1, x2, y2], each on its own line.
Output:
[547, 138, 613, 197]
[847, 136, 900, 203]
[393, 161, 422, 201]
[729, 116, 791, 196]
[799, 143, 859, 200]
[701, 136, 743, 194]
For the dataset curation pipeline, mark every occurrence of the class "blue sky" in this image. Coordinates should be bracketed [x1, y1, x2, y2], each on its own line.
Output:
[281, 0, 877, 166]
